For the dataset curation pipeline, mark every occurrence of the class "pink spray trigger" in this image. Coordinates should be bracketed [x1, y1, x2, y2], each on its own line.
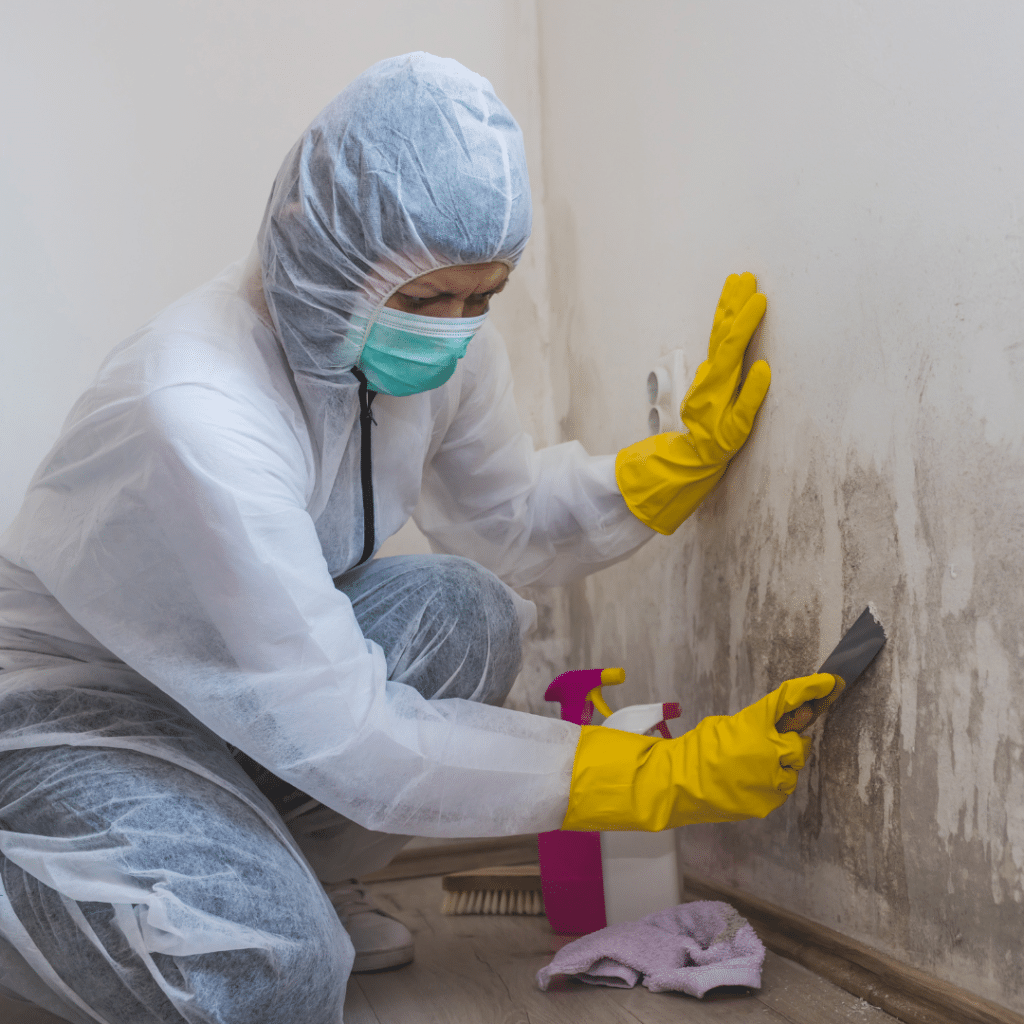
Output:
[544, 669, 605, 726]
[654, 702, 681, 738]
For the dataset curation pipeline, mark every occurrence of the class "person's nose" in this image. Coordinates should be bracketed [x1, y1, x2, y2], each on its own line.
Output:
[429, 297, 466, 318]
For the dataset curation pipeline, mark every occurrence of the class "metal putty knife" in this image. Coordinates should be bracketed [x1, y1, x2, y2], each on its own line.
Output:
[775, 606, 888, 733]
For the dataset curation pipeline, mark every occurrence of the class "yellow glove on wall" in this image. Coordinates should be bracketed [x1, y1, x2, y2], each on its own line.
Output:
[561, 673, 835, 832]
[615, 272, 772, 534]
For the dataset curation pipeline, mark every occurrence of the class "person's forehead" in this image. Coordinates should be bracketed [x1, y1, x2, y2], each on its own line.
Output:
[410, 262, 509, 293]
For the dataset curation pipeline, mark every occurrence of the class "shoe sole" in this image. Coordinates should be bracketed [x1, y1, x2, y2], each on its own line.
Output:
[351, 944, 415, 973]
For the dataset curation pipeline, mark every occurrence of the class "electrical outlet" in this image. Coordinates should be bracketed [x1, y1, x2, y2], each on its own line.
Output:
[646, 350, 689, 434]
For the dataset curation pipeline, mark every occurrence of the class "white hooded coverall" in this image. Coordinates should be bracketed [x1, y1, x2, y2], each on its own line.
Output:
[0, 53, 653, 1022]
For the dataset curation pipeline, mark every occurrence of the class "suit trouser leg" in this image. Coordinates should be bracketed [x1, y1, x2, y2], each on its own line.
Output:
[0, 689, 350, 1024]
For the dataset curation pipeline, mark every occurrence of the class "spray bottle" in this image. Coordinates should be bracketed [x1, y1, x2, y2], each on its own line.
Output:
[598, 701, 682, 926]
[538, 668, 624, 934]
[539, 669, 681, 934]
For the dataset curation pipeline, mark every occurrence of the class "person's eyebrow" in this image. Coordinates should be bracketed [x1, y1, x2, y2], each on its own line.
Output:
[397, 285, 444, 297]
[400, 283, 505, 298]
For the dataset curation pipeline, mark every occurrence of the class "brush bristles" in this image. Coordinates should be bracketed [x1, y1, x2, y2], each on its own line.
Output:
[440, 889, 545, 915]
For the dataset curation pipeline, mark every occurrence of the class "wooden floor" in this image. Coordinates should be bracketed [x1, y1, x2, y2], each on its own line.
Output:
[0, 871, 900, 1023]
[345, 873, 900, 1024]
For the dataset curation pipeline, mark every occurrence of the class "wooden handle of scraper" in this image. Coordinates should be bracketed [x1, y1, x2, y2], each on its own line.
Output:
[775, 676, 847, 733]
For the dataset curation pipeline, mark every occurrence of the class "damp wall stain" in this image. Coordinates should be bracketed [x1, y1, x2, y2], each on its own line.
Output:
[569, 406, 1024, 1010]
[531, 4, 1024, 1010]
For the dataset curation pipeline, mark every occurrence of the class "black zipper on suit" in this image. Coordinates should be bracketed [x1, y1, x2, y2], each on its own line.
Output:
[229, 370, 376, 797]
[350, 367, 377, 566]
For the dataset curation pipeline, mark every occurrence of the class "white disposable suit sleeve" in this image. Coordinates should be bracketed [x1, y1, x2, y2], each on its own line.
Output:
[415, 326, 655, 588]
[15, 379, 580, 838]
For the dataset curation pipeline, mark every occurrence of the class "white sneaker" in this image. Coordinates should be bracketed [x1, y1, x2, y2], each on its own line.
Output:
[327, 880, 415, 972]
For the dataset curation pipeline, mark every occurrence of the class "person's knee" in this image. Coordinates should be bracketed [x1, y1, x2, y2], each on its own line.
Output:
[385, 555, 523, 704]
[429, 556, 522, 702]
[433, 555, 520, 633]
[338, 553, 524, 703]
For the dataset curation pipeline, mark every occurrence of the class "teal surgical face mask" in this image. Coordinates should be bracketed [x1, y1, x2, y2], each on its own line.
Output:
[352, 306, 489, 396]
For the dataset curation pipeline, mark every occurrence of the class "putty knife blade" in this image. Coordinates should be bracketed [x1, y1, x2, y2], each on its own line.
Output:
[817, 605, 888, 685]
[776, 606, 887, 733]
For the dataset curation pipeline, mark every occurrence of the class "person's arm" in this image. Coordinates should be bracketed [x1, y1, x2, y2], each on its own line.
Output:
[16, 379, 580, 838]
[414, 322, 656, 589]
[615, 273, 771, 534]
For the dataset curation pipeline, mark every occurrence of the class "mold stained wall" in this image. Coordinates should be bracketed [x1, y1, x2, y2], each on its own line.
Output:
[533, 1, 1024, 1012]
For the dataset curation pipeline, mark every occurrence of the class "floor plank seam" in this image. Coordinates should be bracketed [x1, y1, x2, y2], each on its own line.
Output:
[472, 947, 513, 1002]
[755, 997, 805, 1024]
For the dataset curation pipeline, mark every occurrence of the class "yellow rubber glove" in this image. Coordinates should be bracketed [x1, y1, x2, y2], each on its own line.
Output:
[615, 272, 772, 534]
[561, 673, 835, 832]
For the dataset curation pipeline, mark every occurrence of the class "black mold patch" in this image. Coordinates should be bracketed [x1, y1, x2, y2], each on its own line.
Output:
[568, 406, 1024, 1008]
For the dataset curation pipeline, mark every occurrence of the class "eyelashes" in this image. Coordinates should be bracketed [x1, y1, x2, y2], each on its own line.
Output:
[403, 292, 495, 305]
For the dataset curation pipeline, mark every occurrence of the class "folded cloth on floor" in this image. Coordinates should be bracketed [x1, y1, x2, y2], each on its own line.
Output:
[535, 900, 765, 997]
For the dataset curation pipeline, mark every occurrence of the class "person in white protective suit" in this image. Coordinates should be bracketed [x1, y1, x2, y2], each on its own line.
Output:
[0, 52, 831, 1024]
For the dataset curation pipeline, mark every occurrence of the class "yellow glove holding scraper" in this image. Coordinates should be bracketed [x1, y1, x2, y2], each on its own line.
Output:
[615, 272, 771, 534]
[561, 672, 835, 832]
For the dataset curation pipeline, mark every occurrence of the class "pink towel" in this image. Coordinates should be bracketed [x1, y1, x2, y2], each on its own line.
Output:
[536, 900, 765, 997]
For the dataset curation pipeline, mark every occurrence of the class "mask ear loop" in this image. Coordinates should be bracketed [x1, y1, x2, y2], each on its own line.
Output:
[353, 305, 384, 365]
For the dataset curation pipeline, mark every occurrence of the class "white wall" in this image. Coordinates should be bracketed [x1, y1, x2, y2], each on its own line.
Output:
[536, 0, 1024, 1011]
[0, 0, 554, 533]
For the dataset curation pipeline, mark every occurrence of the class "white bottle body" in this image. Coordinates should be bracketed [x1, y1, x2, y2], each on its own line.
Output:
[599, 703, 681, 926]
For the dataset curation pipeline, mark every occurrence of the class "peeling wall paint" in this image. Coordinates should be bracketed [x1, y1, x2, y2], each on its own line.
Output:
[533, 0, 1024, 1011]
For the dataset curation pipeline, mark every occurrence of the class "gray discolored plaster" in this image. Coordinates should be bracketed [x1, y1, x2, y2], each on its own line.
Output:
[564, 410, 1023, 1007]
[577, 426, 1024, 1007]
[532, 2, 1024, 1010]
